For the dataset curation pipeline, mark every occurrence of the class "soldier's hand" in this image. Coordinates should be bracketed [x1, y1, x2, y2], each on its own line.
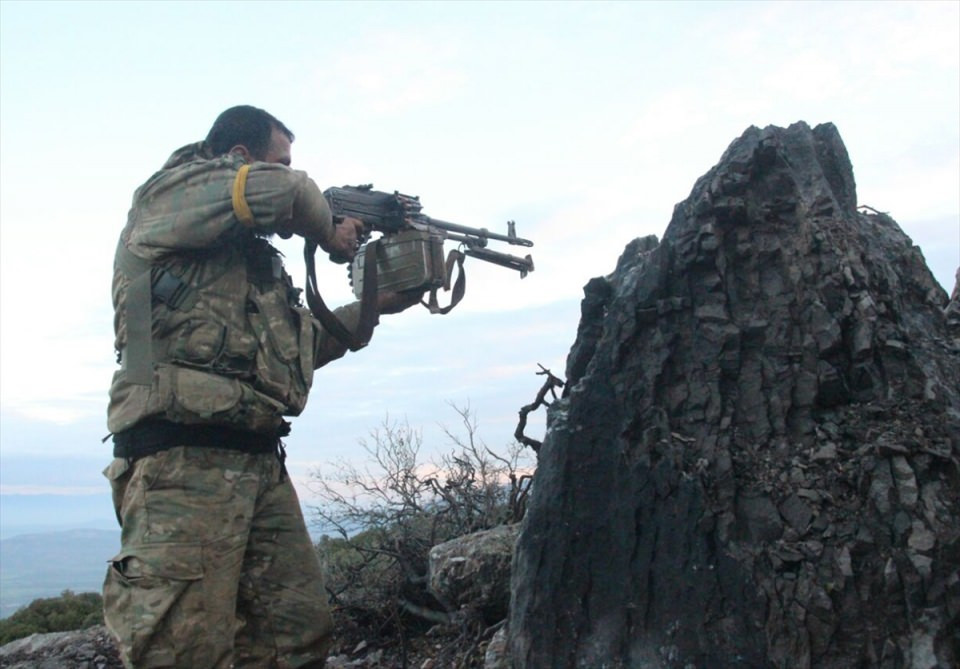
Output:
[378, 289, 425, 314]
[326, 216, 364, 264]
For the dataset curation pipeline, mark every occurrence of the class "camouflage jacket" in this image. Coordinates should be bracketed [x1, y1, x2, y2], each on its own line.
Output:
[108, 142, 364, 436]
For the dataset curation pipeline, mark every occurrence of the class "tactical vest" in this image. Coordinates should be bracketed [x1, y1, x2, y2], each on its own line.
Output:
[108, 155, 324, 437]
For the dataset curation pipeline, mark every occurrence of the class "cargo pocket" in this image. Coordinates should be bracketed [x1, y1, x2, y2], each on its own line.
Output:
[103, 543, 204, 667]
[103, 458, 132, 526]
[107, 369, 162, 434]
[247, 289, 305, 408]
[167, 320, 227, 365]
[237, 385, 291, 432]
[169, 366, 242, 419]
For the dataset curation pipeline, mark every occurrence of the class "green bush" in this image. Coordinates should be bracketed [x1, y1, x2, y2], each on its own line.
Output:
[0, 590, 103, 645]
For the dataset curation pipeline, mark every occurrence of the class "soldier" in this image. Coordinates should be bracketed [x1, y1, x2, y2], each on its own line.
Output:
[102, 105, 421, 668]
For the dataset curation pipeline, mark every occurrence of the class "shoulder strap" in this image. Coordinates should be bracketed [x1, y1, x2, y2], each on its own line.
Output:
[115, 239, 200, 385]
[115, 239, 155, 386]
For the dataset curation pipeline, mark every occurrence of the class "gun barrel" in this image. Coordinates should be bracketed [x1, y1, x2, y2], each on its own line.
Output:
[424, 216, 533, 247]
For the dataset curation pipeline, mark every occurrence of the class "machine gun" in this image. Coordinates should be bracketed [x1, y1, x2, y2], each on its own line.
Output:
[322, 185, 534, 312]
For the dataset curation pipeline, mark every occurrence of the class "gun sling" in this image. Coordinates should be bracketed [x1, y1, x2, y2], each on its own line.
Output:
[423, 248, 466, 315]
[304, 238, 381, 351]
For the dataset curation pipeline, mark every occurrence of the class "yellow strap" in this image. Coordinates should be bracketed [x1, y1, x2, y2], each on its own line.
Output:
[232, 164, 255, 227]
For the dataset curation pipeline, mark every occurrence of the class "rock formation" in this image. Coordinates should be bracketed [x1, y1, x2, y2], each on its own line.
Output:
[509, 122, 959, 668]
[0, 626, 122, 669]
[429, 523, 520, 624]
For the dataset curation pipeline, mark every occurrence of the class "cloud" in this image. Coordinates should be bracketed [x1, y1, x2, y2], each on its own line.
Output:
[308, 28, 468, 118]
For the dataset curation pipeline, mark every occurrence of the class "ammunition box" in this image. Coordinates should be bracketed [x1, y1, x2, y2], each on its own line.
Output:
[352, 229, 447, 298]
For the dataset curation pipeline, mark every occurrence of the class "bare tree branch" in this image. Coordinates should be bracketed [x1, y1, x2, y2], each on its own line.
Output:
[515, 364, 565, 452]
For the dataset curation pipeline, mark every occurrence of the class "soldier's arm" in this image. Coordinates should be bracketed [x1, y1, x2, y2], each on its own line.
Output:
[128, 159, 359, 255]
[271, 174, 362, 260]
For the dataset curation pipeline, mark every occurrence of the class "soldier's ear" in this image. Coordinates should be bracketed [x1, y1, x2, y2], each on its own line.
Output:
[229, 145, 255, 163]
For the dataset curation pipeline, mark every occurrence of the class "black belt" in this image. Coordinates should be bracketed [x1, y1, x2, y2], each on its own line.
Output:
[113, 419, 285, 461]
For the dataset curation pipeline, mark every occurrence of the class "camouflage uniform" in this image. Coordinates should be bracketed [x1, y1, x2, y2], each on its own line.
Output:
[103, 143, 366, 668]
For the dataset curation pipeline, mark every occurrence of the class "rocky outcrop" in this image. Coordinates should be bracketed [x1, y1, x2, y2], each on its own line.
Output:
[509, 122, 960, 668]
[429, 523, 520, 624]
[945, 268, 960, 330]
[0, 626, 122, 669]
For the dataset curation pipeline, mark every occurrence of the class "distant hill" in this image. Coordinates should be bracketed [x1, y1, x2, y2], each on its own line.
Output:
[0, 529, 119, 619]
[0, 494, 117, 540]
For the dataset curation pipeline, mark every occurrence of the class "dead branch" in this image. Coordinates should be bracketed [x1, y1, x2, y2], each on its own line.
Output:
[398, 598, 452, 625]
[515, 364, 565, 453]
[857, 204, 889, 215]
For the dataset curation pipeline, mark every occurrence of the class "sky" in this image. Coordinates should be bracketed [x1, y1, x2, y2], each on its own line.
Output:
[1, 0, 958, 536]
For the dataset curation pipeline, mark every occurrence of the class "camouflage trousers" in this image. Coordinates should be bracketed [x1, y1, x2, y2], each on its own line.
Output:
[102, 446, 333, 668]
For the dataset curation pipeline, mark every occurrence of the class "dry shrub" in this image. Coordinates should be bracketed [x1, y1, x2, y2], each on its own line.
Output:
[310, 405, 532, 661]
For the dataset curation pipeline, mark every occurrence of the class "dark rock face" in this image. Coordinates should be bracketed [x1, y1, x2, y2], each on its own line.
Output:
[509, 122, 960, 668]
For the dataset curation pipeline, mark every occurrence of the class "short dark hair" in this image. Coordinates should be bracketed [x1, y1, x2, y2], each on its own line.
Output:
[205, 105, 295, 159]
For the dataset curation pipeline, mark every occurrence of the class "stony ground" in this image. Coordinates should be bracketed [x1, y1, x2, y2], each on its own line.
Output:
[0, 626, 122, 669]
[0, 622, 496, 669]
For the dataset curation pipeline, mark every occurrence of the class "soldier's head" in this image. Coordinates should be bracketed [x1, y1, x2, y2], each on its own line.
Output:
[205, 105, 294, 166]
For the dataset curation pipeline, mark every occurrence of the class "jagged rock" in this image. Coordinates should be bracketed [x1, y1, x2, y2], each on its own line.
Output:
[428, 523, 519, 624]
[509, 122, 960, 668]
[945, 268, 960, 330]
[0, 626, 122, 669]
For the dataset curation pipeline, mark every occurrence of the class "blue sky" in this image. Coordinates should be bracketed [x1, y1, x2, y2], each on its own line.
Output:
[1, 0, 958, 534]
